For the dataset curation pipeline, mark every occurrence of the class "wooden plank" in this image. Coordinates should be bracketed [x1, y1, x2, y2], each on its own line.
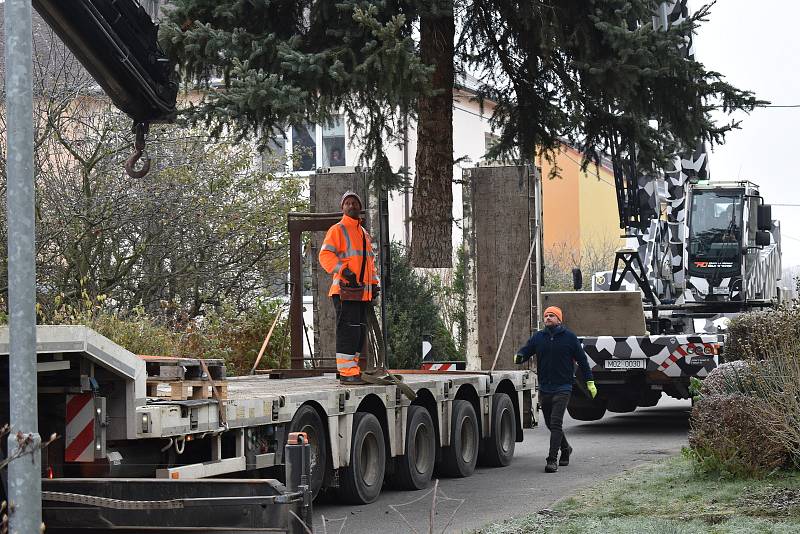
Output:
[170, 382, 189, 400]
[468, 166, 534, 370]
[156, 380, 228, 401]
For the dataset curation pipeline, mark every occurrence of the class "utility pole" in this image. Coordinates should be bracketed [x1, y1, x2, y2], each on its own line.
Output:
[5, 0, 42, 532]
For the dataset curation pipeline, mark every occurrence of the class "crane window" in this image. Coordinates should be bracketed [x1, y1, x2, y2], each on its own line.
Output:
[688, 190, 743, 261]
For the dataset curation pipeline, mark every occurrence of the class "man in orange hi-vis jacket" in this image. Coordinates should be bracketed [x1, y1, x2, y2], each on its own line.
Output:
[319, 191, 379, 384]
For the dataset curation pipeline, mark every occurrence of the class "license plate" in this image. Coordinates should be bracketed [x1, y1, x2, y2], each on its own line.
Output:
[711, 287, 729, 295]
[687, 355, 714, 365]
[604, 359, 646, 370]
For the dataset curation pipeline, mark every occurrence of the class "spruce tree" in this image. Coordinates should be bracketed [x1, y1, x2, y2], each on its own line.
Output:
[462, 1, 761, 171]
[160, 0, 428, 172]
[411, 0, 456, 267]
[162, 1, 761, 267]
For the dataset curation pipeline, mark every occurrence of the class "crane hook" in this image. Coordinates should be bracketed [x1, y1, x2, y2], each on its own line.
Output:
[125, 122, 151, 178]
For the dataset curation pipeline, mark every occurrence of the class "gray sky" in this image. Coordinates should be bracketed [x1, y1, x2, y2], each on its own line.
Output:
[699, 0, 800, 266]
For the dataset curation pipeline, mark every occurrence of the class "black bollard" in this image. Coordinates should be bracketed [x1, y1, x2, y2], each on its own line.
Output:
[285, 431, 312, 533]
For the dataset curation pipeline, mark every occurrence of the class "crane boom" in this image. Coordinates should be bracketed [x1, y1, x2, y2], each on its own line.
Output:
[32, 0, 177, 125]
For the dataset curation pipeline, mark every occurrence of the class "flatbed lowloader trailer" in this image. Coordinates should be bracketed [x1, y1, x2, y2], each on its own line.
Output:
[1, 325, 536, 531]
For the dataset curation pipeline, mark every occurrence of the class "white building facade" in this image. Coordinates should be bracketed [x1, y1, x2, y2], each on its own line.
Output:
[263, 77, 497, 249]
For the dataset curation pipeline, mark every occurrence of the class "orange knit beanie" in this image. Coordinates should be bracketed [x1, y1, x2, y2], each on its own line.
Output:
[544, 306, 563, 322]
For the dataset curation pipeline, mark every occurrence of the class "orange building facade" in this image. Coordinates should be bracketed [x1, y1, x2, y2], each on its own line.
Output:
[538, 145, 623, 265]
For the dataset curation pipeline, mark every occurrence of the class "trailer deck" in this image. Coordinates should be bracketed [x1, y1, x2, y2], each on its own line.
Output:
[1, 326, 536, 489]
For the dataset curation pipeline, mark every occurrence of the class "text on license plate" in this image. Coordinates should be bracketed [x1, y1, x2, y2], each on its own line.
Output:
[604, 359, 646, 370]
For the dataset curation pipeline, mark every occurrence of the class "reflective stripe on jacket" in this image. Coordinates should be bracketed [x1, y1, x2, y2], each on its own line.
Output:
[319, 214, 379, 300]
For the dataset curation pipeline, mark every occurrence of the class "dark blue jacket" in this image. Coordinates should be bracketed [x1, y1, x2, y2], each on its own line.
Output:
[516, 325, 593, 394]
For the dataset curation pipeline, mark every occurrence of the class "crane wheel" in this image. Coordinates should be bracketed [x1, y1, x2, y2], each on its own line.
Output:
[567, 394, 607, 421]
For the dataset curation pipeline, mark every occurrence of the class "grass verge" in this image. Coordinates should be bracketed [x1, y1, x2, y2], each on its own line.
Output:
[475, 454, 800, 534]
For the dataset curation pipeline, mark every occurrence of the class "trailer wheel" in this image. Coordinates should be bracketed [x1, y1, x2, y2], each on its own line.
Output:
[394, 406, 436, 490]
[338, 412, 386, 504]
[438, 400, 479, 478]
[288, 404, 328, 501]
[567, 394, 607, 421]
[478, 393, 515, 467]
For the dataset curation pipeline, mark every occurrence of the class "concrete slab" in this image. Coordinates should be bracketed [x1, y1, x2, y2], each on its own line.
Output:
[542, 291, 646, 336]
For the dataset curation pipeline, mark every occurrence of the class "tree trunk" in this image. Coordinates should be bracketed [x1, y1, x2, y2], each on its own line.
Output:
[411, 1, 455, 268]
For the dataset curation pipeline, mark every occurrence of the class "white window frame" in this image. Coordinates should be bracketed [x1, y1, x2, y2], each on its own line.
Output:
[283, 115, 349, 175]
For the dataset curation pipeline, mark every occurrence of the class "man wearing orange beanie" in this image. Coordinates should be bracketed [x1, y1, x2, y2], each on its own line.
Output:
[514, 306, 597, 473]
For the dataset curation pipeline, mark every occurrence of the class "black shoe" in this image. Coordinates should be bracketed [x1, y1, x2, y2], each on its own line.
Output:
[339, 375, 365, 385]
[545, 459, 558, 473]
[559, 446, 573, 466]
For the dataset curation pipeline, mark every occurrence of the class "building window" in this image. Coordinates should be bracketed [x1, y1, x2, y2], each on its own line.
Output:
[260, 136, 286, 173]
[291, 123, 317, 171]
[484, 132, 500, 162]
[322, 116, 346, 167]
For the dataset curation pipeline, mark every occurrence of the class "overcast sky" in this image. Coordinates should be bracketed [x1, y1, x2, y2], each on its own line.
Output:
[698, 0, 800, 267]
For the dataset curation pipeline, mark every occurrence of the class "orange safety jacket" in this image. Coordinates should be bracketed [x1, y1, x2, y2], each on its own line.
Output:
[319, 214, 379, 301]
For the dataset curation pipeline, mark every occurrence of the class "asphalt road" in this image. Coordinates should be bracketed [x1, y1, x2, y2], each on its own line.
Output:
[313, 395, 692, 533]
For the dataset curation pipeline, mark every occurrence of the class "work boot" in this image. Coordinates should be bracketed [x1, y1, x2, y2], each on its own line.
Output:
[559, 445, 573, 466]
[545, 459, 558, 473]
[339, 375, 365, 385]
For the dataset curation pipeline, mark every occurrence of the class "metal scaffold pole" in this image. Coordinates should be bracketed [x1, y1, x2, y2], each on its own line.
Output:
[5, 0, 42, 532]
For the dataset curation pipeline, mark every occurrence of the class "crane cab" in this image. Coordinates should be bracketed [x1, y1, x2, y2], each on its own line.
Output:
[686, 181, 779, 304]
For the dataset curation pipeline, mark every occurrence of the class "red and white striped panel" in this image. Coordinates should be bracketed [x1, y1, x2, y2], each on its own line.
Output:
[421, 362, 455, 371]
[659, 343, 693, 371]
[65, 393, 95, 462]
[659, 342, 717, 372]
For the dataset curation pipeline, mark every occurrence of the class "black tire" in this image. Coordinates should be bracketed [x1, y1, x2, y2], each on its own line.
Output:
[438, 400, 479, 478]
[287, 404, 328, 501]
[338, 412, 386, 504]
[567, 394, 607, 421]
[637, 390, 662, 408]
[478, 393, 516, 467]
[607, 396, 637, 413]
[394, 406, 436, 490]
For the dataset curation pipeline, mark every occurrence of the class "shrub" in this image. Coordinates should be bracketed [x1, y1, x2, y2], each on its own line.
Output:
[91, 310, 183, 358]
[689, 308, 800, 475]
[44, 298, 288, 376]
[688, 393, 791, 476]
[700, 361, 756, 397]
[387, 243, 459, 368]
[724, 307, 800, 362]
[180, 301, 289, 375]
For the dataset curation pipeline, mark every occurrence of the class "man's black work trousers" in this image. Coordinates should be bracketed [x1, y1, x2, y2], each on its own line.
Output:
[332, 296, 367, 373]
[540, 391, 571, 462]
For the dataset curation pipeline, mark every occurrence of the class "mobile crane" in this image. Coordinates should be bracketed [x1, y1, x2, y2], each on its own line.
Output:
[555, 1, 783, 421]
